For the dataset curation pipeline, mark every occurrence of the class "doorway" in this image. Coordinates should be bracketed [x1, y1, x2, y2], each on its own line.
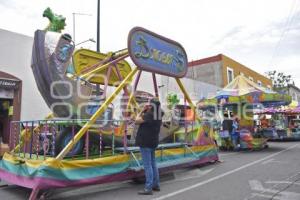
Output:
[0, 99, 13, 143]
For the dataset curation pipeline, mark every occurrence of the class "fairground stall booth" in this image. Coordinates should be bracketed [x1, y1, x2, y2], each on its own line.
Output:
[198, 75, 291, 150]
[255, 101, 300, 140]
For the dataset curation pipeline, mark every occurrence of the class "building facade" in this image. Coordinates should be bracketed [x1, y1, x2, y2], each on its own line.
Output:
[187, 54, 272, 89]
[0, 28, 51, 121]
[275, 84, 300, 102]
[288, 84, 300, 102]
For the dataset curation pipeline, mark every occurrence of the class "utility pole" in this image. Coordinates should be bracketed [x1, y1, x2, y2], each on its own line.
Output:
[73, 13, 76, 44]
[96, 0, 102, 97]
[97, 0, 100, 52]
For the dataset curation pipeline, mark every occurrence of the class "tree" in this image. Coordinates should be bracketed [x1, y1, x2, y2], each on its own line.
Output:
[265, 70, 294, 88]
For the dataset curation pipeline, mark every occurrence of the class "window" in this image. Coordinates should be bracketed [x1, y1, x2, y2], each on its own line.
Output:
[257, 80, 262, 86]
[227, 67, 234, 84]
[249, 76, 254, 82]
[292, 92, 298, 101]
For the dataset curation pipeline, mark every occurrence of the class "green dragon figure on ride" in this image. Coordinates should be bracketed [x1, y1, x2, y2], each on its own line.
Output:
[43, 7, 66, 33]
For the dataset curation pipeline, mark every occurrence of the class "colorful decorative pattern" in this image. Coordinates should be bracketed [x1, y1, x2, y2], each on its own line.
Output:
[0, 145, 218, 189]
[128, 27, 188, 78]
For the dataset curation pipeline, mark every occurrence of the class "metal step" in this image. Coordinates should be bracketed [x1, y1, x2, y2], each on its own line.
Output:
[115, 142, 187, 153]
[129, 156, 199, 172]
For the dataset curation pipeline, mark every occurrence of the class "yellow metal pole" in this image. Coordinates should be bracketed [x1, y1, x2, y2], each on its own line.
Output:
[111, 66, 141, 112]
[56, 67, 138, 160]
[80, 63, 110, 79]
[80, 53, 129, 80]
[175, 78, 201, 121]
[112, 67, 142, 137]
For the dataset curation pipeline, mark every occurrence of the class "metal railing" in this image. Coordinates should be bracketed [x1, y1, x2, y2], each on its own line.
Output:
[9, 119, 135, 160]
[9, 118, 206, 161]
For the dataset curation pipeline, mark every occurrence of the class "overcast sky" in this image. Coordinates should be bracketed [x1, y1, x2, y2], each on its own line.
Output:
[1, 0, 300, 85]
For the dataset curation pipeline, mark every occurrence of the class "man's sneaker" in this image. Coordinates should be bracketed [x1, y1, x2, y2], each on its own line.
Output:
[138, 189, 153, 195]
[152, 186, 161, 192]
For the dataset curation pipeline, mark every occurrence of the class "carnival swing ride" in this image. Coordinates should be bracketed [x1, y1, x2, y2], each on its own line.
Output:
[0, 8, 219, 200]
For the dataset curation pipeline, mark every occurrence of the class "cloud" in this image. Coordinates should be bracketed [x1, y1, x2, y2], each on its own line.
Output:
[0, 0, 299, 86]
[211, 26, 244, 46]
[0, 1, 17, 9]
[208, 8, 300, 55]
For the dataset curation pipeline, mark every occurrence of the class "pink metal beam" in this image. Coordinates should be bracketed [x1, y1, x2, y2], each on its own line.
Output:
[113, 63, 130, 95]
[85, 130, 89, 159]
[102, 65, 113, 99]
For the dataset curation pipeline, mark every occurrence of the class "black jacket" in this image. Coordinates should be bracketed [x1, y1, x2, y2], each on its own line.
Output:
[135, 111, 162, 148]
[222, 119, 233, 133]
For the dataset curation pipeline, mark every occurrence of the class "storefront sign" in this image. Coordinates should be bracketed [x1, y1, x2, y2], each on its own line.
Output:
[128, 27, 188, 78]
[0, 79, 19, 89]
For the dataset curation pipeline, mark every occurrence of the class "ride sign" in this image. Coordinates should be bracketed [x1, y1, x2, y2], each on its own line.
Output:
[128, 27, 188, 78]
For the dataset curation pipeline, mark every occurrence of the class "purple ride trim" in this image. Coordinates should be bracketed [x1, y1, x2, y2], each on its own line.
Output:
[0, 155, 218, 189]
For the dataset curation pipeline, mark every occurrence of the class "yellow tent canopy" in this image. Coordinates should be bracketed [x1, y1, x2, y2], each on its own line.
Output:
[200, 75, 291, 106]
[217, 75, 274, 97]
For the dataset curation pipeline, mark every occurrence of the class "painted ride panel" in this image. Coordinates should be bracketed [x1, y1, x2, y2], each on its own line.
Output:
[32, 30, 101, 119]
[73, 49, 132, 86]
[128, 27, 188, 78]
[0, 144, 218, 190]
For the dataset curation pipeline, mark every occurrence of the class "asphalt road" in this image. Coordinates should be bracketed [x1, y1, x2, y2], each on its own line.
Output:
[0, 141, 300, 200]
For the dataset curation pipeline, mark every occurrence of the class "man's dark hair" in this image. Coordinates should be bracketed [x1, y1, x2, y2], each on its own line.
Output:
[149, 98, 163, 120]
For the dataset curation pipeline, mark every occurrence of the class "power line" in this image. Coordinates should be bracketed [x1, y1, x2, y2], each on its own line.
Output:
[269, 0, 300, 67]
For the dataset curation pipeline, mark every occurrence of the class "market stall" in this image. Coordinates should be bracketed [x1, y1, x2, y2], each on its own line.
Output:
[198, 75, 291, 150]
[255, 101, 300, 140]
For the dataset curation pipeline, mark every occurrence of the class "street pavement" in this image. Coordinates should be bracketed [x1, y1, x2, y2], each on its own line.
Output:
[0, 141, 299, 200]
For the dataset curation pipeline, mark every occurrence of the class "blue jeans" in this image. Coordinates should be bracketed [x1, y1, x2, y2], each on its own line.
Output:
[231, 131, 240, 149]
[140, 147, 160, 190]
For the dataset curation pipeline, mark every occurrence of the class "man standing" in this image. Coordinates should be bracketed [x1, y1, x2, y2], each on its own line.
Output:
[222, 112, 233, 150]
[135, 98, 163, 195]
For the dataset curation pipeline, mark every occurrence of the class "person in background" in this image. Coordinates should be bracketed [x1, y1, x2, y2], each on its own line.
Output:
[232, 115, 240, 150]
[221, 112, 233, 150]
[135, 98, 163, 195]
[261, 115, 269, 129]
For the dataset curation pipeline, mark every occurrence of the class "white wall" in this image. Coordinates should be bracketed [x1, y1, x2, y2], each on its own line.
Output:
[126, 71, 219, 102]
[159, 75, 219, 102]
[0, 29, 50, 120]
